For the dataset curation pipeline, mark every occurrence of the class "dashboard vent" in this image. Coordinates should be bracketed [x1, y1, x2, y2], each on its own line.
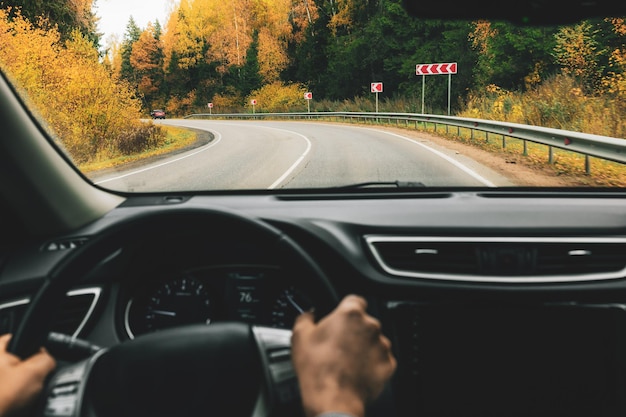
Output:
[0, 288, 101, 337]
[365, 236, 626, 283]
[42, 237, 88, 252]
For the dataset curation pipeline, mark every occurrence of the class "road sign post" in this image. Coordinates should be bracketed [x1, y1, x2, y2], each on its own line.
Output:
[304, 92, 312, 113]
[371, 83, 383, 113]
[251, 99, 257, 114]
[415, 62, 457, 115]
[207, 102, 213, 115]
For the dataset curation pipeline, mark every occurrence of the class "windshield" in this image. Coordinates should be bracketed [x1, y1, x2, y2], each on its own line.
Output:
[0, 1, 624, 192]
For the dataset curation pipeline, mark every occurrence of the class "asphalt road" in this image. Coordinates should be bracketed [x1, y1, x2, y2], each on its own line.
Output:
[90, 119, 515, 192]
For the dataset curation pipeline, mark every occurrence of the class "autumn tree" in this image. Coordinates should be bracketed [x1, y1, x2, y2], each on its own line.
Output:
[553, 21, 605, 94]
[0, 9, 163, 164]
[3, 0, 98, 41]
[120, 17, 142, 85]
[469, 20, 557, 92]
[131, 22, 165, 107]
[602, 18, 626, 101]
[160, 0, 312, 103]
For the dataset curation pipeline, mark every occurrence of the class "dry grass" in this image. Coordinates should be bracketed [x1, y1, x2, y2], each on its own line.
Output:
[79, 126, 198, 173]
[405, 121, 626, 187]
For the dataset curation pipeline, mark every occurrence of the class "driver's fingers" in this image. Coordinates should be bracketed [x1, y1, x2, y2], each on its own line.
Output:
[21, 348, 56, 376]
[339, 294, 368, 312]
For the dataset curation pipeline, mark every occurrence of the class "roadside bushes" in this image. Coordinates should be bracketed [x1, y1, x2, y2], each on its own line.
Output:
[459, 75, 626, 138]
[115, 123, 166, 155]
[246, 82, 307, 113]
[0, 9, 164, 165]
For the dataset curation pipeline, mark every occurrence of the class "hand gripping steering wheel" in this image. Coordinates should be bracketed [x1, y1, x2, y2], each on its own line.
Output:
[8, 207, 339, 417]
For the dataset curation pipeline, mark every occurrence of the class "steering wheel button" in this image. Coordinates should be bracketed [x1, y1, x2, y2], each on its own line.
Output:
[45, 395, 77, 417]
[52, 384, 78, 397]
[268, 348, 291, 362]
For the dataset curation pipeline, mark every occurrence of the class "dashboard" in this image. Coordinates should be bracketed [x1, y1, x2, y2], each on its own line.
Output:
[4, 191, 626, 417]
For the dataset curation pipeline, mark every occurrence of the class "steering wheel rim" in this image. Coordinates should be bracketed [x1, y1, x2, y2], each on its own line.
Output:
[9, 207, 338, 358]
[7, 207, 339, 417]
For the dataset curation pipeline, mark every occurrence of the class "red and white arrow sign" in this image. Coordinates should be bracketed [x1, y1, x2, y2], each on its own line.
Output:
[371, 82, 383, 93]
[416, 62, 457, 75]
[251, 99, 257, 105]
[304, 92, 313, 100]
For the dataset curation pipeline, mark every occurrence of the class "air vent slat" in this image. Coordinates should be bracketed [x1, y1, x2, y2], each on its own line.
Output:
[365, 236, 626, 283]
[51, 294, 95, 335]
[0, 288, 100, 337]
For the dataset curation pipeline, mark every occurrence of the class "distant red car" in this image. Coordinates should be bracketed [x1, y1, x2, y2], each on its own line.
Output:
[150, 109, 165, 119]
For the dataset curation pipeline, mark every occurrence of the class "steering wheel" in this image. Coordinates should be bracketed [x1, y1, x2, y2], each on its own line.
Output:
[7, 207, 339, 417]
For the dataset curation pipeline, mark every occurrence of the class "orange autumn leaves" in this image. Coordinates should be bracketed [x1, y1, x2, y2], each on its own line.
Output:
[161, 0, 309, 83]
[0, 9, 163, 164]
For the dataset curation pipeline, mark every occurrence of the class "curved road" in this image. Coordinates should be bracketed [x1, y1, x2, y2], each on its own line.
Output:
[90, 119, 514, 192]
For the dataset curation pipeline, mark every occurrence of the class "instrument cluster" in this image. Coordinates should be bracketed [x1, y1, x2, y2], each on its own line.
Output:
[123, 265, 312, 339]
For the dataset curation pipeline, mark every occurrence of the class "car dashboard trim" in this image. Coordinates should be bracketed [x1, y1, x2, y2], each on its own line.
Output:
[365, 235, 626, 284]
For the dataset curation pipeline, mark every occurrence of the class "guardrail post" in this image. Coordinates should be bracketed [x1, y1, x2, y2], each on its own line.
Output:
[502, 135, 506, 149]
[585, 155, 591, 174]
[549, 146, 554, 163]
[485, 132, 489, 143]
[523, 140, 528, 156]
[471, 129, 475, 141]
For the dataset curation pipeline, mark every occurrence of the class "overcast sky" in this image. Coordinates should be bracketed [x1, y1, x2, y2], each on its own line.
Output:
[94, 0, 176, 43]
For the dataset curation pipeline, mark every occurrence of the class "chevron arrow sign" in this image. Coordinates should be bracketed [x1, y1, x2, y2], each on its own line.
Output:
[416, 62, 457, 75]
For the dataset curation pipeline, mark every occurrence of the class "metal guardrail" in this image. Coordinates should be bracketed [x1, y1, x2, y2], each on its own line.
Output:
[185, 111, 626, 174]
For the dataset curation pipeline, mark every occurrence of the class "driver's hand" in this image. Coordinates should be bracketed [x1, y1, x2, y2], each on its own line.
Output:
[0, 334, 56, 417]
[291, 295, 396, 417]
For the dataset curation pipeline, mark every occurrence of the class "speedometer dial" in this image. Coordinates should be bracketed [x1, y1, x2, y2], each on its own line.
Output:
[126, 276, 214, 338]
[271, 287, 312, 329]
[145, 276, 213, 332]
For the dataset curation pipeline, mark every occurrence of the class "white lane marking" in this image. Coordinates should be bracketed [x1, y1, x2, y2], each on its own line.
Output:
[360, 127, 496, 187]
[182, 121, 312, 189]
[94, 130, 222, 185]
[264, 127, 312, 189]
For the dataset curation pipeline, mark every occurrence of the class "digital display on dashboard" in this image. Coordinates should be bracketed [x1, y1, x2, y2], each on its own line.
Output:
[226, 271, 265, 323]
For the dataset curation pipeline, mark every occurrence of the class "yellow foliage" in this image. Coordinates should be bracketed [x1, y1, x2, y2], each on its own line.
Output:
[257, 27, 288, 82]
[131, 24, 161, 73]
[553, 21, 601, 91]
[602, 19, 626, 100]
[609, 17, 626, 36]
[524, 61, 545, 89]
[212, 92, 244, 113]
[166, 90, 197, 116]
[163, 0, 301, 75]
[290, 0, 319, 43]
[0, 9, 162, 164]
[469, 20, 497, 55]
[327, 0, 363, 35]
[247, 81, 307, 112]
[460, 74, 626, 138]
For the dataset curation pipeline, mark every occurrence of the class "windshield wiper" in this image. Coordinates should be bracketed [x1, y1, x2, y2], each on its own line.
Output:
[333, 181, 426, 190]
